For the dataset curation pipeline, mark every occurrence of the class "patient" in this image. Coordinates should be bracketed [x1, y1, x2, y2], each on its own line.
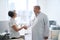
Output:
[8, 10, 27, 39]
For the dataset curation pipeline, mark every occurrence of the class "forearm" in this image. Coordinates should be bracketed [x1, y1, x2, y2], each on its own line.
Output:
[18, 27, 23, 31]
[44, 25, 49, 39]
[18, 26, 28, 31]
[15, 27, 23, 32]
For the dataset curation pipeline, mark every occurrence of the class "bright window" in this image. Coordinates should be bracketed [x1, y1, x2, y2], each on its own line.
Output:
[8, 0, 37, 25]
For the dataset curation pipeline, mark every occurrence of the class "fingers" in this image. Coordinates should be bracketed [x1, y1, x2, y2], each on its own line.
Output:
[22, 26, 28, 29]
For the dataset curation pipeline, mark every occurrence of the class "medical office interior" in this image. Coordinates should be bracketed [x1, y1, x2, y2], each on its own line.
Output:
[0, 0, 60, 40]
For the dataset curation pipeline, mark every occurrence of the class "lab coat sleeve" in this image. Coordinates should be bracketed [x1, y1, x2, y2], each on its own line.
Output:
[43, 15, 49, 37]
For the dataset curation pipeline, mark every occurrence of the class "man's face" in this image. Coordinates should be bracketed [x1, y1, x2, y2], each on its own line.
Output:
[34, 7, 40, 16]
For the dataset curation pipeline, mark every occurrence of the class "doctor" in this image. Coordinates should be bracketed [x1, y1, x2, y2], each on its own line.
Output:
[32, 6, 49, 40]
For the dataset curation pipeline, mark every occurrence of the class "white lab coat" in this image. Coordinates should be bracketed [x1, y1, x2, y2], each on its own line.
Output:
[32, 12, 49, 40]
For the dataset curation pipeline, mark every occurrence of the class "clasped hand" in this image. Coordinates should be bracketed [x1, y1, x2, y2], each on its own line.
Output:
[22, 25, 28, 30]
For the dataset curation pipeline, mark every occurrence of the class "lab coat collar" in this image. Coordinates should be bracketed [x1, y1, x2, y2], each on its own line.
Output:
[36, 12, 41, 17]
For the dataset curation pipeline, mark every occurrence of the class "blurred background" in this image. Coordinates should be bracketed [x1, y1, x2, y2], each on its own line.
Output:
[0, 0, 60, 40]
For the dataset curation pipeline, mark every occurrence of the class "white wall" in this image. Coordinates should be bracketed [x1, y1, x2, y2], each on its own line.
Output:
[0, 0, 9, 33]
[0, 0, 60, 25]
[38, 0, 60, 25]
[0, 21, 9, 33]
[47, 0, 60, 25]
[0, 0, 9, 21]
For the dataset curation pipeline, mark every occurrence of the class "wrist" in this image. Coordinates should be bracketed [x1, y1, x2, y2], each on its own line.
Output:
[19, 27, 23, 30]
[21, 27, 24, 29]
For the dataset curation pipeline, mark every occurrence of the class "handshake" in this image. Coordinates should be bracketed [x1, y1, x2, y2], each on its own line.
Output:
[22, 25, 28, 30]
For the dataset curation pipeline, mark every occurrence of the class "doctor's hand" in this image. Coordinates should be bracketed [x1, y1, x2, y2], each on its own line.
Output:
[22, 25, 28, 30]
[44, 37, 48, 40]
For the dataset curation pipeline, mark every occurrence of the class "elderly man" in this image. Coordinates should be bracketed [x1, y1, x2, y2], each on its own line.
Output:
[32, 6, 49, 40]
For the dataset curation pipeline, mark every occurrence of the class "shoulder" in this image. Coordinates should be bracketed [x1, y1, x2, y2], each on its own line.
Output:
[41, 12, 47, 16]
[41, 12, 48, 17]
[9, 18, 16, 27]
[10, 18, 16, 23]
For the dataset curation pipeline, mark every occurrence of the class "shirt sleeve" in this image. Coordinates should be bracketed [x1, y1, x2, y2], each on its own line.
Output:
[43, 15, 49, 37]
[10, 19, 16, 27]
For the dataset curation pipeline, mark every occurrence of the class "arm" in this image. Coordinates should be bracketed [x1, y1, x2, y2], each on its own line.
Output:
[12, 25, 28, 32]
[11, 19, 27, 32]
[43, 15, 49, 39]
[12, 25, 24, 32]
